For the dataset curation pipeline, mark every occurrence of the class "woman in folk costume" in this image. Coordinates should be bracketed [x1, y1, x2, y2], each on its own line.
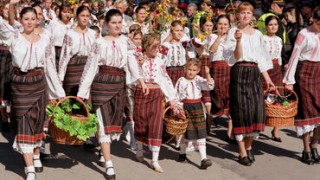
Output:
[133, 5, 151, 35]
[223, 2, 275, 166]
[134, 32, 178, 173]
[45, 3, 73, 70]
[1, 2, 65, 180]
[262, 16, 284, 142]
[123, 24, 144, 150]
[176, 58, 214, 169]
[208, 15, 233, 142]
[77, 9, 148, 180]
[0, 0, 13, 132]
[58, 5, 96, 96]
[192, 12, 215, 122]
[283, 6, 320, 165]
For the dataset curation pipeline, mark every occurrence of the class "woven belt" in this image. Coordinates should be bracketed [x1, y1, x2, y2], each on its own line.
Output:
[13, 67, 43, 76]
[236, 61, 257, 66]
[99, 65, 125, 76]
[272, 59, 279, 65]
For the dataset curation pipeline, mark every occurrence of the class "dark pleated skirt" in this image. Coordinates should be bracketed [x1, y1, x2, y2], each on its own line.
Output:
[261, 59, 283, 94]
[294, 61, 320, 126]
[183, 99, 207, 140]
[210, 61, 230, 116]
[11, 69, 47, 144]
[63, 55, 87, 96]
[134, 86, 164, 146]
[0, 48, 12, 101]
[200, 55, 211, 103]
[230, 62, 265, 135]
[91, 66, 126, 134]
[166, 66, 184, 86]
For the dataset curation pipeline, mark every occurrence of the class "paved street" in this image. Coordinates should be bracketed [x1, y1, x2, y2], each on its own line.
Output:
[1, 120, 320, 180]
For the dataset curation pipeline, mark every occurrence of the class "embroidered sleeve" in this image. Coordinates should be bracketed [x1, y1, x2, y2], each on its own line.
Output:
[58, 33, 73, 81]
[77, 42, 100, 99]
[158, 61, 178, 102]
[196, 76, 214, 91]
[126, 49, 143, 85]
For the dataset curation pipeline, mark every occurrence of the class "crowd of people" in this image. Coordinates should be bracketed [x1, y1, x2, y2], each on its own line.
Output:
[0, 0, 319, 180]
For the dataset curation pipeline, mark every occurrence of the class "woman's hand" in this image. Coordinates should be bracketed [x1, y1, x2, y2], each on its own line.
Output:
[204, 66, 210, 75]
[139, 80, 149, 96]
[235, 29, 242, 42]
[285, 84, 294, 91]
[266, 80, 276, 92]
[137, 55, 146, 65]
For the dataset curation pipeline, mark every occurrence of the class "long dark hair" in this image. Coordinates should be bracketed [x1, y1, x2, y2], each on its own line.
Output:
[76, 5, 91, 17]
[58, 3, 71, 20]
[20, 6, 37, 19]
[105, 9, 122, 23]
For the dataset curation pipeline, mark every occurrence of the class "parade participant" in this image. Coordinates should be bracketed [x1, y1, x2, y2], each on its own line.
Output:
[46, 3, 73, 70]
[134, 32, 178, 173]
[176, 58, 214, 169]
[77, 9, 148, 180]
[283, 6, 320, 165]
[262, 16, 284, 142]
[2, 1, 65, 179]
[0, 0, 12, 132]
[43, 0, 56, 21]
[208, 15, 232, 141]
[224, 2, 275, 166]
[58, 5, 96, 96]
[133, 6, 150, 35]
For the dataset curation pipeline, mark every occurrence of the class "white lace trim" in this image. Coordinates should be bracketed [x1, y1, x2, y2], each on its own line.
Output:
[97, 107, 121, 144]
[296, 123, 320, 136]
[235, 132, 260, 142]
[12, 137, 42, 154]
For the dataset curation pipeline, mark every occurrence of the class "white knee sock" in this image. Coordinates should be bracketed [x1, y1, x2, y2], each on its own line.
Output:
[136, 141, 144, 157]
[175, 135, 183, 148]
[25, 166, 35, 180]
[179, 137, 187, 154]
[33, 154, 42, 167]
[150, 145, 160, 162]
[105, 160, 115, 175]
[197, 138, 207, 160]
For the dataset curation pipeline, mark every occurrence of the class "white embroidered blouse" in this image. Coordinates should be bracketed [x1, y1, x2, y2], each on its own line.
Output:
[46, 19, 73, 47]
[223, 27, 273, 72]
[283, 28, 320, 85]
[58, 28, 96, 81]
[139, 54, 177, 102]
[0, 17, 65, 99]
[209, 34, 228, 62]
[175, 76, 214, 102]
[262, 35, 283, 65]
[161, 42, 187, 67]
[77, 36, 142, 99]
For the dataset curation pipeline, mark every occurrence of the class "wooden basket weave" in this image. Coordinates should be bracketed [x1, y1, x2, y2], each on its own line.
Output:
[265, 87, 298, 127]
[49, 96, 90, 145]
[163, 107, 188, 136]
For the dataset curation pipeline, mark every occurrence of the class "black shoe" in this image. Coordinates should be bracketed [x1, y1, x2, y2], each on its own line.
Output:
[301, 151, 314, 165]
[310, 146, 320, 163]
[200, 159, 212, 169]
[104, 167, 116, 180]
[238, 156, 252, 166]
[1, 122, 10, 132]
[178, 154, 187, 162]
[271, 130, 282, 142]
[246, 150, 255, 163]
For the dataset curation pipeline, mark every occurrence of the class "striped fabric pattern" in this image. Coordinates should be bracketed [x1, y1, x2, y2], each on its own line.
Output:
[63, 55, 87, 96]
[294, 61, 320, 126]
[183, 99, 207, 140]
[11, 71, 47, 144]
[91, 66, 126, 134]
[134, 87, 164, 146]
[261, 59, 283, 94]
[210, 61, 231, 116]
[200, 55, 211, 103]
[230, 63, 266, 135]
[166, 66, 185, 86]
[0, 49, 12, 100]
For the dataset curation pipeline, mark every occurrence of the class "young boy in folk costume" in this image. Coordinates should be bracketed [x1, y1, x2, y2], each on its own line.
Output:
[77, 9, 148, 180]
[134, 32, 178, 173]
[175, 58, 214, 169]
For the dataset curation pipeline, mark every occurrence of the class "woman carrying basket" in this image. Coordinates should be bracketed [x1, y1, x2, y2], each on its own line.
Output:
[175, 58, 214, 169]
[283, 6, 320, 165]
[77, 9, 148, 180]
[223, 2, 275, 166]
[1, 1, 65, 179]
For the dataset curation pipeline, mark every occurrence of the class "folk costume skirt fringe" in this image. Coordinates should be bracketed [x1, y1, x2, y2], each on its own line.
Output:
[166, 66, 184, 86]
[294, 61, 320, 135]
[11, 69, 47, 153]
[230, 62, 266, 135]
[134, 85, 164, 146]
[183, 99, 207, 140]
[209, 60, 230, 116]
[63, 55, 87, 96]
[91, 66, 126, 143]
[0, 47, 12, 101]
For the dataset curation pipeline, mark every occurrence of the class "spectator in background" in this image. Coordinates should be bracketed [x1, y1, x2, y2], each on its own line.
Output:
[105, 0, 114, 12]
[43, 0, 57, 21]
[91, 1, 99, 17]
[186, 3, 197, 37]
[300, 1, 314, 27]
[114, 0, 132, 35]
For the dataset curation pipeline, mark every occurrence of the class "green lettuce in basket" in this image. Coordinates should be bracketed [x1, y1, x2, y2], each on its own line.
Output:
[46, 99, 98, 141]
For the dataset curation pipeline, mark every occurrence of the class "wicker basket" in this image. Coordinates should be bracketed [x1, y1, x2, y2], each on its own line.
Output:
[49, 96, 90, 145]
[163, 107, 188, 136]
[265, 87, 298, 127]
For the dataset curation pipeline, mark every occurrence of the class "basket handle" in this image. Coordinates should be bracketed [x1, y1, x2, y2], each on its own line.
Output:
[264, 86, 298, 103]
[55, 96, 90, 117]
[163, 107, 171, 119]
